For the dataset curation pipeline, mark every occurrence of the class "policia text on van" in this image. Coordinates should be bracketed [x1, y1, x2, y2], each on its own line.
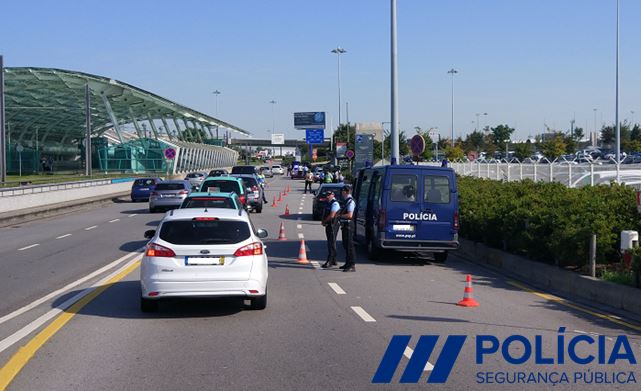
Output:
[352, 165, 459, 262]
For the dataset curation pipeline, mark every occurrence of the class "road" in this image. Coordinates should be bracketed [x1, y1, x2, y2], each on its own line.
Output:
[1, 176, 640, 390]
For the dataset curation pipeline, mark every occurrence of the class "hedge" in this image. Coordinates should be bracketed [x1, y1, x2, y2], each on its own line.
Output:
[457, 176, 640, 268]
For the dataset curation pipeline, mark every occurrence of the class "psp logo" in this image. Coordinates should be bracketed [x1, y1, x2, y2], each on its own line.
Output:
[372, 335, 466, 384]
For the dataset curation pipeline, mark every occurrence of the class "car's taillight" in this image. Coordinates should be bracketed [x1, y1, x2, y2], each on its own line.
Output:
[146, 243, 176, 257]
[251, 186, 258, 191]
[234, 242, 263, 257]
[453, 211, 460, 230]
[378, 209, 387, 230]
[318, 197, 327, 202]
[239, 195, 247, 205]
[178, 190, 188, 195]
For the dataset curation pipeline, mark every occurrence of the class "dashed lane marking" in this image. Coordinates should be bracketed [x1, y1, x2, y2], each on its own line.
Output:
[298, 211, 302, 215]
[298, 233, 304, 239]
[328, 282, 346, 295]
[297, 224, 302, 229]
[55, 234, 72, 239]
[17, 244, 39, 251]
[351, 306, 376, 322]
[109, 219, 120, 223]
[310, 261, 320, 269]
[128, 214, 137, 217]
[84, 225, 97, 231]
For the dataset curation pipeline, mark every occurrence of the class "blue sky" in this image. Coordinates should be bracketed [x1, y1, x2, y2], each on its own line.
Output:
[1, 0, 640, 141]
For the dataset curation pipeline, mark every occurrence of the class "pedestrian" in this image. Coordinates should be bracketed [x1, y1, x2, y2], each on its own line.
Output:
[304, 170, 314, 194]
[257, 172, 268, 203]
[336, 171, 344, 183]
[324, 170, 333, 183]
[338, 186, 357, 272]
[321, 191, 340, 269]
[441, 158, 449, 167]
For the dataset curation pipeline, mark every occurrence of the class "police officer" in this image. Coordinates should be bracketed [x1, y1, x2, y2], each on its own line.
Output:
[338, 186, 356, 272]
[321, 191, 340, 269]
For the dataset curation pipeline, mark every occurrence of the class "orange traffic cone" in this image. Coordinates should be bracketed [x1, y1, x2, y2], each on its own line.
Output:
[297, 240, 310, 264]
[277, 192, 282, 202]
[457, 275, 479, 307]
[284, 204, 290, 216]
[277, 222, 287, 241]
[287, 185, 291, 193]
[271, 195, 278, 207]
[283, 187, 288, 196]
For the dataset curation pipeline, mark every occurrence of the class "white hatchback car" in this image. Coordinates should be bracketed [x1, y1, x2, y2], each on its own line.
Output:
[271, 165, 284, 175]
[140, 208, 269, 312]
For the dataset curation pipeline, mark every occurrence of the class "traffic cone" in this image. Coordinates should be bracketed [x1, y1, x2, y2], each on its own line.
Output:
[277, 192, 282, 202]
[287, 185, 291, 193]
[284, 204, 290, 216]
[283, 186, 288, 196]
[457, 275, 479, 307]
[297, 240, 310, 264]
[271, 195, 278, 207]
[277, 222, 287, 241]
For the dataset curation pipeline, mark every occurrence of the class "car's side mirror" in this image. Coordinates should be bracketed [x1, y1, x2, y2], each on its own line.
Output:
[256, 229, 268, 239]
[144, 230, 156, 239]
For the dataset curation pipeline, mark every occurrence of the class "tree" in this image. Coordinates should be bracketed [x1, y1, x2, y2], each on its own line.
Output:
[572, 127, 584, 141]
[513, 142, 534, 160]
[466, 131, 485, 151]
[538, 133, 567, 159]
[490, 124, 515, 150]
[444, 145, 465, 160]
[384, 130, 409, 158]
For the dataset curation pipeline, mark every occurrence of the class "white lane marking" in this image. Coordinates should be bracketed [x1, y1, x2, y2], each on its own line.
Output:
[84, 225, 97, 231]
[310, 261, 321, 269]
[404, 347, 435, 371]
[55, 234, 72, 239]
[128, 214, 137, 217]
[328, 282, 346, 295]
[298, 233, 305, 239]
[351, 306, 376, 322]
[0, 249, 143, 326]
[298, 211, 303, 214]
[0, 254, 143, 353]
[109, 218, 120, 223]
[297, 224, 302, 229]
[18, 244, 39, 251]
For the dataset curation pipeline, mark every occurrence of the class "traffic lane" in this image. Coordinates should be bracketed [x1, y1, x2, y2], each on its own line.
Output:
[0, 204, 158, 317]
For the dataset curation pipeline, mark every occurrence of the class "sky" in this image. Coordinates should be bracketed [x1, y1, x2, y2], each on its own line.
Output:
[1, 0, 640, 141]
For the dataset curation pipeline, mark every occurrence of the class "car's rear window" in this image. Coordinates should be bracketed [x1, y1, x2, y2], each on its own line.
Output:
[134, 179, 155, 186]
[390, 174, 417, 202]
[182, 197, 235, 209]
[272, 165, 281, 169]
[231, 166, 257, 174]
[201, 180, 240, 194]
[240, 177, 258, 189]
[160, 220, 250, 245]
[424, 176, 450, 204]
[155, 183, 186, 191]
[186, 173, 203, 178]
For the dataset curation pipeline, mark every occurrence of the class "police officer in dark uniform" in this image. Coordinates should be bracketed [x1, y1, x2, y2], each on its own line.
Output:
[321, 191, 340, 268]
[338, 186, 356, 272]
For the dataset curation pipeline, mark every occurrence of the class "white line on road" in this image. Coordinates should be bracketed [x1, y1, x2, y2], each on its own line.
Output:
[404, 347, 435, 371]
[328, 282, 346, 295]
[109, 218, 120, 223]
[297, 224, 302, 229]
[351, 306, 376, 322]
[0, 249, 143, 327]
[55, 234, 72, 239]
[84, 225, 97, 231]
[310, 261, 320, 269]
[128, 214, 137, 217]
[17, 244, 39, 251]
[298, 233, 305, 239]
[298, 211, 302, 214]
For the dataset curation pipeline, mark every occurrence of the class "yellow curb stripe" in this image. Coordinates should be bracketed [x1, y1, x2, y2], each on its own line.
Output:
[507, 280, 641, 333]
[0, 260, 140, 391]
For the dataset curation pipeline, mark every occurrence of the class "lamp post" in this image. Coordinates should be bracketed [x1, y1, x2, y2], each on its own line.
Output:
[476, 112, 487, 132]
[447, 68, 458, 147]
[615, 0, 621, 183]
[269, 100, 276, 137]
[390, 0, 399, 164]
[331, 46, 347, 145]
[212, 90, 221, 139]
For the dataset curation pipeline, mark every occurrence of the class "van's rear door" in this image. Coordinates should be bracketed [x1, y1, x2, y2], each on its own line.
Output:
[414, 168, 455, 241]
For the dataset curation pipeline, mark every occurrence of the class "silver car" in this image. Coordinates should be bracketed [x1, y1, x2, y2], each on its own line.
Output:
[184, 172, 206, 188]
[149, 180, 192, 212]
[260, 166, 274, 178]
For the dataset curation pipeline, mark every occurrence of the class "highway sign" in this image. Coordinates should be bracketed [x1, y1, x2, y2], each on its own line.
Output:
[295, 112, 326, 129]
[410, 134, 426, 156]
[163, 147, 177, 160]
[271, 133, 285, 145]
[305, 129, 324, 144]
[354, 134, 374, 170]
[336, 143, 347, 158]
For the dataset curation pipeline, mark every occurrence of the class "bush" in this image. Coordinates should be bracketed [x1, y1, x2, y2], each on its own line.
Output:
[458, 176, 640, 268]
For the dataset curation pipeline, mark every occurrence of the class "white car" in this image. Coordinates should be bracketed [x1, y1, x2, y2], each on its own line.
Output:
[271, 165, 284, 175]
[140, 208, 269, 312]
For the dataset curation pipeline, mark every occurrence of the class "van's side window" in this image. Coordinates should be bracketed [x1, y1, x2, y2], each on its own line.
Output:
[371, 174, 383, 206]
[358, 174, 371, 207]
[424, 175, 450, 204]
[391, 174, 417, 202]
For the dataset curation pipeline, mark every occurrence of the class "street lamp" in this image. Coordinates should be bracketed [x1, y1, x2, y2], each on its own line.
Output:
[331, 46, 347, 143]
[212, 90, 221, 139]
[447, 68, 458, 147]
[615, 0, 621, 183]
[269, 100, 276, 137]
[476, 112, 488, 132]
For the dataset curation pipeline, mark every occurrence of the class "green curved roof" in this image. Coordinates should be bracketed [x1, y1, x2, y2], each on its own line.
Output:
[3, 67, 250, 147]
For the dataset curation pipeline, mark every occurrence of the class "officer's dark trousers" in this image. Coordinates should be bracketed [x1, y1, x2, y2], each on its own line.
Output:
[341, 222, 356, 264]
[304, 181, 312, 193]
[325, 224, 337, 262]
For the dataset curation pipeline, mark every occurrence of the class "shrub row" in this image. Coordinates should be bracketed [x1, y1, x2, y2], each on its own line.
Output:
[457, 176, 641, 268]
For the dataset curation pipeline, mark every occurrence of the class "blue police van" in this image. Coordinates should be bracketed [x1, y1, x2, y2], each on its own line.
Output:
[352, 165, 459, 262]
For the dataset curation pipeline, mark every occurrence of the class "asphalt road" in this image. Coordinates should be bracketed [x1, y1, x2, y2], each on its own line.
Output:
[1, 176, 641, 390]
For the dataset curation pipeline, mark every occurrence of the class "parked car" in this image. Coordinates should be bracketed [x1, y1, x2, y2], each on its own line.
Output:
[232, 174, 264, 213]
[180, 192, 243, 211]
[208, 169, 229, 177]
[290, 161, 305, 179]
[184, 172, 207, 189]
[231, 165, 259, 175]
[260, 166, 274, 178]
[140, 208, 269, 312]
[352, 165, 459, 262]
[131, 177, 162, 202]
[271, 165, 284, 175]
[311, 183, 346, 220]
[199, 176, 247, 206]
[149, 180, 192, 213]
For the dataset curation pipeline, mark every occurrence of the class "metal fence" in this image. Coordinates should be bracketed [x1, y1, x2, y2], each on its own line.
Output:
[0, 178, 115, 197]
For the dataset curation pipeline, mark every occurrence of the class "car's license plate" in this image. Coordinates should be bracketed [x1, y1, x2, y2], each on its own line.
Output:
[186, 256, 224, 266]
[139, 188, 149, 191]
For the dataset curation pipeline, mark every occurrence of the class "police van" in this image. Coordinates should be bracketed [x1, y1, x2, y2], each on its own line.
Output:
[352, 165, 459, 262]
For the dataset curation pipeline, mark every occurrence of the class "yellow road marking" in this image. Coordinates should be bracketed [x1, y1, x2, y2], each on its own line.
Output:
[0, 260, 140, 391]
[507, 280, 641, 333]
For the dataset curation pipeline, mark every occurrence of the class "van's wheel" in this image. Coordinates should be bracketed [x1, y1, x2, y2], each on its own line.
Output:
[434, 252, 448, 263]
[140, 297, 158, 313]
[256, 204, 263, 213]
[367, 238, 382, 260]
[249, 293, 267, 310]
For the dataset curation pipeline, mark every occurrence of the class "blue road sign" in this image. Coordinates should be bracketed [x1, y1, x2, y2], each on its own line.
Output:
[305, 129, 324, 144]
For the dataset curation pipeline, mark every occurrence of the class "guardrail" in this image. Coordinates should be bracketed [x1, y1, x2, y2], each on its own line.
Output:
[0, 178, 133, 198]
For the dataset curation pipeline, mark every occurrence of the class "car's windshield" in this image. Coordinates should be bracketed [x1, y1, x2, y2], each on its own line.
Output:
[160, 220, 250, 245]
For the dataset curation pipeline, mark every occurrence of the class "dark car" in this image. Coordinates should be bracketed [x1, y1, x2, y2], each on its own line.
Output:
[231, 166, 258, 175]
[232, 174, 264, 213]
[208, 169, 229, 177]
[131, 177, 162, 202]
[311, 184, 346, 220]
